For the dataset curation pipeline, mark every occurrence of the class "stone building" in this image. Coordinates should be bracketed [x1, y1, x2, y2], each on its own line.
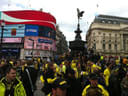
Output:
[56, 25, 68, 55]
[86, 14, 128, 57]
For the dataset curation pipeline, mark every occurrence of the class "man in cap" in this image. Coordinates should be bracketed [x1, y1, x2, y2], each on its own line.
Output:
[82, 73, 109, 96]
[48, 78, 69, 96]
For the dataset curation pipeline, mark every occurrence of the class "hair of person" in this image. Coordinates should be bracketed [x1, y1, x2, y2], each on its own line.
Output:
[6, 65, 17, 74]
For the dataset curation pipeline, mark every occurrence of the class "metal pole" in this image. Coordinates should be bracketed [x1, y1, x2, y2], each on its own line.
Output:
[0, 23, 4, 58]
[32, 40, 34, 57]
[1, 25, 4, 47]
[28, 38, 34, 58]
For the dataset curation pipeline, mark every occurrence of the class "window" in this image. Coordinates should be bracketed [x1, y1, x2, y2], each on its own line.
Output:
[113, 21, 117, 24]
[108, 21, 111, 24]
[109, 40, 111, 43]
[109, 44, 111, 50]
[103, 44, 105, 50]
[103, 40, 105, 43]
[102, 20, 105, 23]
[93, 43, 96, 50]
[115, 44, 117, 50]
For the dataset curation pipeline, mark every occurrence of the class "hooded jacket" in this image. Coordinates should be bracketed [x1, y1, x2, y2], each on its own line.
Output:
[0, 77, 26, 96]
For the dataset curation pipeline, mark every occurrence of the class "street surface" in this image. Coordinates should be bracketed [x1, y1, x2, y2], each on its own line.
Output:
[34, 76, 45, 96]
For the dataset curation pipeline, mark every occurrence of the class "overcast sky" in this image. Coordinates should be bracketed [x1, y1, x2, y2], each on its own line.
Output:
[0, 0, 128, 42]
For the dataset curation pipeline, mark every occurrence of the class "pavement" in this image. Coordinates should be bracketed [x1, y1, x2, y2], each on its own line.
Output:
[34, 76, 45, 96]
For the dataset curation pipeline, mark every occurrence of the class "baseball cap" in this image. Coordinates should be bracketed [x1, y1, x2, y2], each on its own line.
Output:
[89, 73, 98, 80]
[52, 78, 69, 90]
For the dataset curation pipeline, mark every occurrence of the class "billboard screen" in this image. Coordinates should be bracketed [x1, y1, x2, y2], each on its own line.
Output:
[0, 10, 56, 30]
[25, 25, 39, 36]
[38, 26, 56, 40]
[0, 24, 25, 37]
[24, 36, 56, 51]
[38, 38, 52, 44]
[2, 38, 22, 43]
[0, 12, 1, 19]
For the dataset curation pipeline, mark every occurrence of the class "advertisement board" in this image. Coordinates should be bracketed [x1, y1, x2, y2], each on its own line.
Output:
[52, 40, 56, 51]
[24, 50, 51, 57]
[1, 10, 56, 30]
[25, 25, 39, 36]
[2, 38, 22, 43]
[0, 12, 1, 19]
[38, 38, 52, 44]
[0, 24, 25, 37]
[24, 36, 56, 51]
[38, 26, 56, 40]
[2, 43, 23, 48]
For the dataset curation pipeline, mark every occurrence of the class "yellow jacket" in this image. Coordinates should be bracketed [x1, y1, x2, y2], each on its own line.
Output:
[91, 64, 101, 73]
[104, 68, 110, 86]
[0, 77, 26, 96]
[40, 75, 45, 83]
[82, 84, 109, 96]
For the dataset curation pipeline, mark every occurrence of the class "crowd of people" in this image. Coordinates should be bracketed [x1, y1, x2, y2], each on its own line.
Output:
[0, 59, 39, 96]
[0, 52, 128, 96]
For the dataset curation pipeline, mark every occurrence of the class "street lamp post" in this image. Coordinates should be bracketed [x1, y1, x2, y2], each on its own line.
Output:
[28, 38, 34, 58]
[0, 20, 5, 58]
[116, 46, 117, 56]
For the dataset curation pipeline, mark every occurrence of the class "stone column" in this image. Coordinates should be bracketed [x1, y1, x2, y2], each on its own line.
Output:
[120, 32, 123, 56]
[20, 49, 25, 59]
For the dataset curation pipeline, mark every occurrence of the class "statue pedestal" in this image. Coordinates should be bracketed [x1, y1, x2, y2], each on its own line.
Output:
[69, 40, 86, 56]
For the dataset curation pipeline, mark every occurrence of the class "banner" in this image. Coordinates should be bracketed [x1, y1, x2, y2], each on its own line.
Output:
[38, 26, 56, 40]
[25, 25, 39, 36]
[38, 38, 52, 44]
[0, 24, 25, 37]
[2, 38, 22, 43]
[0, 12, 1, 20]
[24, 36, 56, 51]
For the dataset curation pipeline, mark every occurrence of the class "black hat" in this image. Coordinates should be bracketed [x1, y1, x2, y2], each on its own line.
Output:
[89, 73, 98, 80]
[52, 78, 69, 89]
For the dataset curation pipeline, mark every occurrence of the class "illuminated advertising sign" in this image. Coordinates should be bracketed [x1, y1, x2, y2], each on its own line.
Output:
[24, 36, 56, 51]
[2, 38, 22, 43]
[0, 10, 56, 30]
[0, 12, 1, 19]
[52, 40, 56, 51]
[1, 49, 19, 52]
[2, 44, 23, 48]
[38, 26, 56, 40]
[0, 24, 25, 37]
[38, 38, 52, 44]
[25, 25, 38, 36]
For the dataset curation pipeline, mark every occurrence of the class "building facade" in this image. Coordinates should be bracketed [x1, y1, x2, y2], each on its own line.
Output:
[86, 14, 128, 57]
[0, 10, 56, 59]
[56, 25, 68, 55]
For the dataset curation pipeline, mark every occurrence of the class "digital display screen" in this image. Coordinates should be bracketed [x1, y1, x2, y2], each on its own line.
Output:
[0, 24, 25, 37]
[2, 38, 22, 43]
[24, 36, 56, 51]
[25, 25, 39, 36]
